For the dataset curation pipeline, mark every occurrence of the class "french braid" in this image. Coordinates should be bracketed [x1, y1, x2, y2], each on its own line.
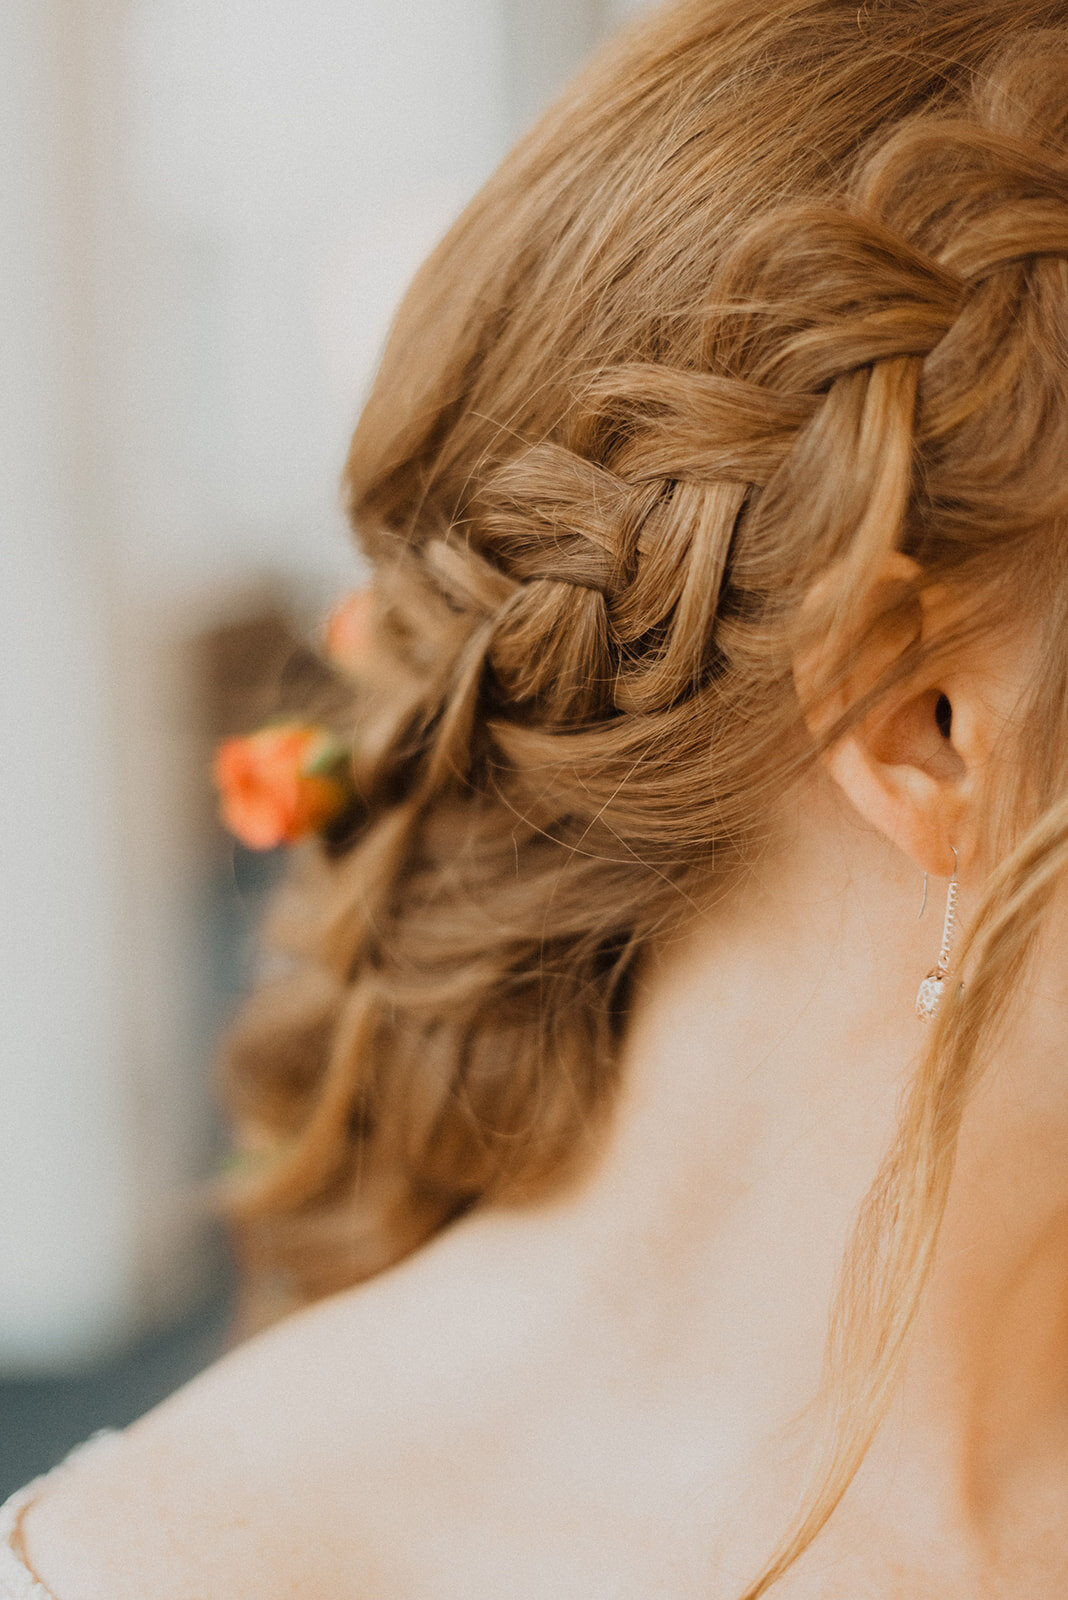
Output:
[223, 4, 1068, 1590]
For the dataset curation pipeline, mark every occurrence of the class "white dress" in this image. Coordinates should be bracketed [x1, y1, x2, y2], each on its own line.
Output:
[0, 1432, 122, 1599]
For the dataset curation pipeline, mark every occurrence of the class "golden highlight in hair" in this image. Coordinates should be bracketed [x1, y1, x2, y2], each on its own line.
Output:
[220, 2, 1068, 1590]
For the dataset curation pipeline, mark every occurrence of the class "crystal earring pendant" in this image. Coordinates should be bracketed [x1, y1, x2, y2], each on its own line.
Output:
[915, 846, 959, 1022]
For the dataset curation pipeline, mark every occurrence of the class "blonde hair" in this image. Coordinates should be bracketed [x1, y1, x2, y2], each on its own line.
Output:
[223, 2, 1068, 1589]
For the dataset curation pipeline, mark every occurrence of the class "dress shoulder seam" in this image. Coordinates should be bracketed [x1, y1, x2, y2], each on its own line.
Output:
[0, 1431, 124, 1600]
[0, 1481, 59, 1600]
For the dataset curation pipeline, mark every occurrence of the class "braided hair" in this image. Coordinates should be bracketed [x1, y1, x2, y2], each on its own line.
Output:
[223, 3, 1068, 1590]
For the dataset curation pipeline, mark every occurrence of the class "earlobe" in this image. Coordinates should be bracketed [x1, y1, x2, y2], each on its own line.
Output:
[794, 555, 976, 881]
[822, 706, 967, 879]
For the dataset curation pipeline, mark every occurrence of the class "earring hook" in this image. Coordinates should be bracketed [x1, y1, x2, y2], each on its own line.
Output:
[916, 844, 958, 921]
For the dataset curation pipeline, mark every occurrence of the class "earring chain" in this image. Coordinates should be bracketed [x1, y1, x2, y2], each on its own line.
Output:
[936, 846, 959, 978]
[915, 845, 961, 1022]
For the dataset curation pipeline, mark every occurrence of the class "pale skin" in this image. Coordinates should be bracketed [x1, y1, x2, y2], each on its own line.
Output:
[22, 571, 1068, 1598]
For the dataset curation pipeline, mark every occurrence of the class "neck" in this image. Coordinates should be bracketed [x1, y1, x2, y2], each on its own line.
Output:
[566, 767, 1068, 1534]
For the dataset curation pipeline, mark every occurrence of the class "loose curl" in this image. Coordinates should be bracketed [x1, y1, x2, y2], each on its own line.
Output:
[221, 2, 1068, 1591]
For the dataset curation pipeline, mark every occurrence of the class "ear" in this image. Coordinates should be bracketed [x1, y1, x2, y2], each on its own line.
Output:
[793, 555, 1000, 881]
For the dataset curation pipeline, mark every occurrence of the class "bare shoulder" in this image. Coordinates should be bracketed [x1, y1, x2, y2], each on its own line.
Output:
[20, 1211, 568, 1600]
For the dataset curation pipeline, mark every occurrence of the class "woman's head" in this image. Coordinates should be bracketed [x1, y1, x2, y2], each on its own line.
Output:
[224, 1, 1068, 1587]
[345, 0, 1068, 911]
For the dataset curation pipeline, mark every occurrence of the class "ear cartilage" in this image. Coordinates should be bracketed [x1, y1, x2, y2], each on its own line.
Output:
[916, 847, 959, 1023]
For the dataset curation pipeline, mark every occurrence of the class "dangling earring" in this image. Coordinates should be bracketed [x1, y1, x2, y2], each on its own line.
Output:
[915, 846, 959, 1022]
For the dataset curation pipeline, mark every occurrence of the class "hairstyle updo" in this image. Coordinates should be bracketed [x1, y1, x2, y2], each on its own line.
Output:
[222, 2, 1068, 1590]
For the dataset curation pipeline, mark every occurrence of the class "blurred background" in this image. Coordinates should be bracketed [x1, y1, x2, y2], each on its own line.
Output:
[0, 0, 653, 1494]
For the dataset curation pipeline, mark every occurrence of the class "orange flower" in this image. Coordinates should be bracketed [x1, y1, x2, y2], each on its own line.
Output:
[324, 587, 374, 672]
[212, 723, 350, 850]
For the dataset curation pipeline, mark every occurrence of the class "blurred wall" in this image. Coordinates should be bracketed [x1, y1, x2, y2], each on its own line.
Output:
[0, 0, 653, 1370]
[0, 1, 137, 1368]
